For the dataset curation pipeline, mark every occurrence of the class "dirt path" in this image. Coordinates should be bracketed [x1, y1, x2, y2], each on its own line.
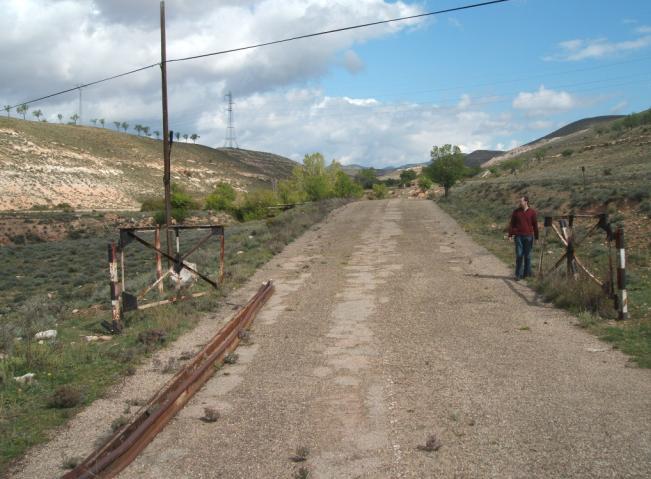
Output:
[13, 199, 651, 478]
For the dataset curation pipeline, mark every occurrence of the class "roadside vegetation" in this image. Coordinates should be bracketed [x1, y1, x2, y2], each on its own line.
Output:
[0, 196, 348, 473]
[437, 113, 651, 367]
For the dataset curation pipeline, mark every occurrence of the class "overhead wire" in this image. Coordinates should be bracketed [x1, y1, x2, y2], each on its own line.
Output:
[7, 0, 510, 109]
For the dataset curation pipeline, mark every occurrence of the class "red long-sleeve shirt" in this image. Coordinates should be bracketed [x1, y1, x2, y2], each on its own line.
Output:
[509, 207, 539, 239]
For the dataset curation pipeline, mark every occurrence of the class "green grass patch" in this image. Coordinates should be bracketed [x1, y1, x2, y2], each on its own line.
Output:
[0, 198, 347, 473]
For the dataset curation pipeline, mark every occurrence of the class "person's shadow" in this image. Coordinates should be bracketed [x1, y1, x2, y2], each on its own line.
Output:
[464, 273, 545, 307]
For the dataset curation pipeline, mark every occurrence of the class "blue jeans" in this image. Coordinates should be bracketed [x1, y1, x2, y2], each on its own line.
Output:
[514, 235, 534, 279]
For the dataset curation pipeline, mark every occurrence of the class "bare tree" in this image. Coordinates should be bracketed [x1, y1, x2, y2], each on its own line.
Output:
[70, 113, 79, 125]
[183, 133, 188, 142]
[190, 133, 199, 144]
[175, 131, 180, 142]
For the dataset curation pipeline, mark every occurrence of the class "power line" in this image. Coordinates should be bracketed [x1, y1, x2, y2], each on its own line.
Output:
[167, 0, 510, 63]
[8, 0, 510, 109]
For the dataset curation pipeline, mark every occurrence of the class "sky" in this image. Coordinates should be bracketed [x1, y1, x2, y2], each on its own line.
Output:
[1, 0, 650, 167]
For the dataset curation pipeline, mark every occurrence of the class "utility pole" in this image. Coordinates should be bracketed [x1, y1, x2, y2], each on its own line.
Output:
[224, 91, 238, 149]
[160, 1, 172, 261]
[78, 85, 82, 125]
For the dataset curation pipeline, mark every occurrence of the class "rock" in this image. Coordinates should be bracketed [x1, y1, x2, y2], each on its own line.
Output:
[236, 250, 244, 255]
[72, 309, 79, 314]
[417, 434, 443, 452]
[34, 330, 57, 340]
[14, 373, 36, 384]
[170, 262, 198, 288]
[84, 335, 112, 342]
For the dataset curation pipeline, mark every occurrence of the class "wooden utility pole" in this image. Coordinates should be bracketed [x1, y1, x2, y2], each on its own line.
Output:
[160, 1, 172, 261]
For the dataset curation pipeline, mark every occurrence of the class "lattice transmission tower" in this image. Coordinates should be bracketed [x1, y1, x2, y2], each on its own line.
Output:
[224, 91, 238, 149]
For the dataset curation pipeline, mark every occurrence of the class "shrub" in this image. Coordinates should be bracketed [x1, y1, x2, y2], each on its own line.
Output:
[372, 183, 388, 199]
[205, 183, 236, 211]
[561, 149, 574, 157]
[48, 386, 83, 409]
[603, 168, 612, 176]
[417, 176, 433, 191]
[233, 190, 277, 221]
[333, 171, 363, 198]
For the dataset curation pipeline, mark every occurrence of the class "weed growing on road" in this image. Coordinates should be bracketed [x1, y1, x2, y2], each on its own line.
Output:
[200, 407, 220, 423]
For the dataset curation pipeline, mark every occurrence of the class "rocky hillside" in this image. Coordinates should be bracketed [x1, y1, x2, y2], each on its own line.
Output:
[0, 117, 297, 211]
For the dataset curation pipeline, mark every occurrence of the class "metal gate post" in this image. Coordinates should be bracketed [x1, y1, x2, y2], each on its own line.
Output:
[155, 226, 164, 294]
[615, 227, 628, 320]
[108, 242, 122, 331]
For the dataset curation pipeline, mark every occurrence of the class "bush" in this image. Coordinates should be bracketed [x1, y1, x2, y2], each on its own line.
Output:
[372, 183, 388, 199]
[205, 183, 236, 211]
[48, 386, 83, 409]
[333, 171, 363, 198]
[561, 149, 574, 157]
[233, 190, 277, 221]
[417, 176, 433, 191]
[603, 168, 612, 176]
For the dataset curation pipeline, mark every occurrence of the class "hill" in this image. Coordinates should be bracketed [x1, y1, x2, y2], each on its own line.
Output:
[483, 115, 626, 168]
[0, 117, 297, 211]
[464, 149, 504, 167]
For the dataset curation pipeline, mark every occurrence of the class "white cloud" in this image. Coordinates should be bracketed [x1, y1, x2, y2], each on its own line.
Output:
[457, 94, 471, 109]
[512, 85, 576, 115]
[637, 26, 651, 34]
[546, 35, 651, 61]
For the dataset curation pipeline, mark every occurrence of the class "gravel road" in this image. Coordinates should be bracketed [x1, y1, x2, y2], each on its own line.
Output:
[12, 199, 651, 478]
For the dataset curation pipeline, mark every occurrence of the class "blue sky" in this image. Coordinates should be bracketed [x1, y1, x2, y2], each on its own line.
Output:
[1, 0, 650, 166]
[320, 0, 651, 152]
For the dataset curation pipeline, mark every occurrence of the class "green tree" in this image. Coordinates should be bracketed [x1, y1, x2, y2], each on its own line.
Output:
[32, 109, 43, 121]
[423, 144, 465, 197]
[190, 133, 199, 144]
[57, 114, 63, 123]
[134, 124, 142, 136]
[175, 131, 181, 141]
[3, 105, 10, 117]
[70, 113, 79, 125]
[17, 103, 28, 119]
[121, 121, 129, 132]
[233, 189, 277, 221]
[99, 118, 105, 128]
[142, 126, 150, 137]
[113, 121, 121, 131]
[183, 133, 189, 142]
[205, 182, 237, 211]
[399, 169, 418, 187]
[153, 130, 160, 139]
[333, 170, 363, 198]
[356, 168, 378, 189]
[90, 118, 97, 126]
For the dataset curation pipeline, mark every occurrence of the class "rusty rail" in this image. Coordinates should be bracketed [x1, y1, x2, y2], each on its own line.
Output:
[63, 280, 274, 479]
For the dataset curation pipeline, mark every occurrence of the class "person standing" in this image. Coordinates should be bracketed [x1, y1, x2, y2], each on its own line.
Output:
[508, 196, 539, 280]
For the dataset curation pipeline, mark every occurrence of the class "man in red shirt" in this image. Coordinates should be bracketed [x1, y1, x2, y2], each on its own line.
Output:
[508, 196, 539, 280]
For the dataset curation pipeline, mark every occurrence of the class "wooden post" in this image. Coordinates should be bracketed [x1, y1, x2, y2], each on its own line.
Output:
[615, 226, 628, 320]
[108, 242, 122, 332]
[160, 1, 173, 265]
[219, 234, 225, 285]
[155, 226, 164, 294]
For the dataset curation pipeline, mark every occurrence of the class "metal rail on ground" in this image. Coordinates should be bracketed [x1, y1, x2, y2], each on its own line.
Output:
[63, 280, 275, 479]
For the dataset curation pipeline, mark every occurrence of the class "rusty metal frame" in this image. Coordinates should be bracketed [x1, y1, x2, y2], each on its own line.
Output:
[63, 280, 274, 479]
[105, 225, 225, 332]
[538, 212, 619, 310]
